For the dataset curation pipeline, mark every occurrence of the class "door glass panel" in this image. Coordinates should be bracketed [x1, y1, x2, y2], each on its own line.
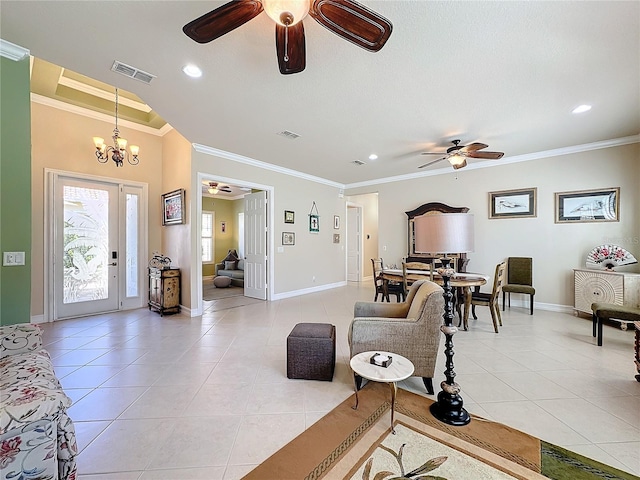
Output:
[126, 193, 139, 297]
[63, 185, 109, 303]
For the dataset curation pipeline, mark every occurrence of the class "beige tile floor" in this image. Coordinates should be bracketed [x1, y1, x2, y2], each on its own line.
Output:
[38, 282, 639, 479]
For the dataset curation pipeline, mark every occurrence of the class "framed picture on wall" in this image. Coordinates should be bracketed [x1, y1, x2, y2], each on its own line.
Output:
[284, 210, 295, 224]
[221, 221, 226, 233]
[309, 214, 319, 233]
[162, 188, 185, 226]
[488, 188, 537, 219]
[555, 187, 619, 223]
[282, 232, 295, 245]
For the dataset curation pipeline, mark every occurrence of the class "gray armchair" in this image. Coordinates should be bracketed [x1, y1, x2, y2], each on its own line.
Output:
[348, 280, 444, 394]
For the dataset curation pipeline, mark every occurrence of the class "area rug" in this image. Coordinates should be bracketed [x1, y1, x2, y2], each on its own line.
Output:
[202, 283, 244, 301]
[242, 382, 638, 480]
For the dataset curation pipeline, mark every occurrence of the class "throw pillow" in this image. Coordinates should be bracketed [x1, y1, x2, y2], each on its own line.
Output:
[225, 260, 237, 270]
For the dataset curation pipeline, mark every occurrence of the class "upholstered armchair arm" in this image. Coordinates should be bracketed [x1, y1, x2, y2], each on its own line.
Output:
[349, 316, 421, 355]
[353, 301, 410, 319]
[214, 262, 224, 276]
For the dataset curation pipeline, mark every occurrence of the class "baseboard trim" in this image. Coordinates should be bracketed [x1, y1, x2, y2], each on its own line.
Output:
[271, 281, 348, 301]
[502, 296, 574, 314]
[30, 315, 47, 324]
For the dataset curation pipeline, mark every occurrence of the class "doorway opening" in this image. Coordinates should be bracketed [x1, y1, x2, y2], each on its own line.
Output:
[196, 174, 273, 315]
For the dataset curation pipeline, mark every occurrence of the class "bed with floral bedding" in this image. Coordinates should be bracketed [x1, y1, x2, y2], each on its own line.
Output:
[0, 323, 77, 480]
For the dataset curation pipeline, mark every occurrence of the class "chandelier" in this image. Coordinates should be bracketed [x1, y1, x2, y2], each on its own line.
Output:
[93, 88, 140, 167]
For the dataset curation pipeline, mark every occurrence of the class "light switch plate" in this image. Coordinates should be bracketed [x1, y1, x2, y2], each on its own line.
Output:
[3, 252, 25, 266]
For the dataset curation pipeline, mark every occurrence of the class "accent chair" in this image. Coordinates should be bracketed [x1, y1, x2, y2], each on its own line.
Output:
[348, 280, 444, 394]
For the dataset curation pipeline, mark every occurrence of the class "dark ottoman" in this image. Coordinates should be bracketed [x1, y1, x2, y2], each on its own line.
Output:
[287, 323, 336, 381]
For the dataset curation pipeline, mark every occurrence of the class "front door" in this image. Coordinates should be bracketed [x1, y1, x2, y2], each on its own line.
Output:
[51, 174, 145, 319]
[244, 191, 267, 300]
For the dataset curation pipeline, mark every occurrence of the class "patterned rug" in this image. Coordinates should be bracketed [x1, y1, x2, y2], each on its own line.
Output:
[242, 382, 638, 480]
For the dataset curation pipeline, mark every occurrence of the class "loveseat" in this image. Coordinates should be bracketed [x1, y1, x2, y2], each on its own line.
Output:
[0, 324, 77, 480]
[214, 249, 244, 287]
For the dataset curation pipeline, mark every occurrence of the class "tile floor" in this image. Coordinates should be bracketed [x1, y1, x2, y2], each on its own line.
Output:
[38, 282, 639, 479]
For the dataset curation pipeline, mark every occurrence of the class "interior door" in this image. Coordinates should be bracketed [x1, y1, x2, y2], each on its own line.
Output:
[54, 177, 120, 319]
[244, 191, 267, 300]
[347, 206, 361, 281]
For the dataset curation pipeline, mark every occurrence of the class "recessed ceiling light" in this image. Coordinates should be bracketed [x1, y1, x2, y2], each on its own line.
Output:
[572, 104, 592, 114]
[182, 64, 202, 78]
[368, 154, 378, 160]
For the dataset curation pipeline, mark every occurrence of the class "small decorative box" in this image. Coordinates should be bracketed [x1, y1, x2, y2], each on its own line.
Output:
[370, 353, 392, 368]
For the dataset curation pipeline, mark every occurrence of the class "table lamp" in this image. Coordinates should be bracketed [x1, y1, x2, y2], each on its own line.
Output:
[414, 212, 474, 426]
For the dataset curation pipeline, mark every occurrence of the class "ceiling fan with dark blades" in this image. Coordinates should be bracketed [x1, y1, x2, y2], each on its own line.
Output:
[183, 0, 393, 75]
[418, 139, 504, 170]
[203, 181, 232, 194]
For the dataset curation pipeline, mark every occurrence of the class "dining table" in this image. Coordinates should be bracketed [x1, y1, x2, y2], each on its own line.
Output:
[380, 269, 488, 330]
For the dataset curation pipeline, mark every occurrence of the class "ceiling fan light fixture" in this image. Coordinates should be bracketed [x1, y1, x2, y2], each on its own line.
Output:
[448, 153, 466, 167]
[208, 187, 218, 195]
[263, 0, 309, 26]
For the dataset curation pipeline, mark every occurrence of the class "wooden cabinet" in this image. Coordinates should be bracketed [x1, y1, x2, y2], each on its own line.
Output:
[148, 267, 181, 315]
[574, 268, 640, 314]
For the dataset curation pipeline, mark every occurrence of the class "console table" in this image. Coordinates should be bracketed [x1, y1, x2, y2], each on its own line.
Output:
[574, 269, 640, 317]
[148, 267, 181, 316]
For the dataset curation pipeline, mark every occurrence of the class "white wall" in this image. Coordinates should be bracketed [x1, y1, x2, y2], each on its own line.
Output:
[346, 143, 639, 310]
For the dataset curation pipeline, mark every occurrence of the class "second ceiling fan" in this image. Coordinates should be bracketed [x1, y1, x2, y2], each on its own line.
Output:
[183, 0, 393, 75]
[418, 140, 505, 170]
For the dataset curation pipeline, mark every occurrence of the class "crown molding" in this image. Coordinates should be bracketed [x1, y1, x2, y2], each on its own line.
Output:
[193, 143, 344, 189]
[0, 39, 29, 61]
[57, 74, 152, 113]
[345, 135, 640, 190]
[31, 93, 172, 137]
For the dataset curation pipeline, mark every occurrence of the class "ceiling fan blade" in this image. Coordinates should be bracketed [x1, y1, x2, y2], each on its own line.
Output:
[276, 23, 306, 75]
[459, 142, 488, 153]
[418, 157, 446, 169]
[420, 152, 446, 156]
[183, 0, 263, 44]
[467, 151, 504, 159]
[452, 159, 468, 170]
[309, 0, 392, 52]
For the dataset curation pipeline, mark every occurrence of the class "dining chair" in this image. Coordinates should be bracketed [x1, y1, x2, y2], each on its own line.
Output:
[502, 257, 535, 314]
[470, 261, 507, 333]
[401, 261, 432, 298]
[372, 258, 403, 302]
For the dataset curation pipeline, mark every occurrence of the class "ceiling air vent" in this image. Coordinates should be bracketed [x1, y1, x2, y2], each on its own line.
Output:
[277, 130, 300, 140]
[111, 61, 156, 84]
[352, 160, 366, 165]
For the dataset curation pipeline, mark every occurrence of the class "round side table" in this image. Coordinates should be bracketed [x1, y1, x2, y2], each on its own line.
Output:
[350, 351, 414, 434]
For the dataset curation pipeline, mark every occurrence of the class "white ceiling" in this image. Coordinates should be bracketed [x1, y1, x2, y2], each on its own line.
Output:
[2, 1, 638, 186]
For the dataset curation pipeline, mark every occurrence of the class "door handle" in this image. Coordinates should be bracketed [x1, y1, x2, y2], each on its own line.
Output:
[109, 262, 117, 266]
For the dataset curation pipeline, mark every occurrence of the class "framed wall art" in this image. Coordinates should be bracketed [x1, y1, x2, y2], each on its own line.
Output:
[284, 210, 295, 224]
[309, 215, 319, 233]
[282, 232, 295, 245]
[162, 188, 185, 226]
[555, 187, 620, 223]
[221, 221, 226, 233]
[489, 188, 537, 219]
[334, 215, 340, 229]
[309, 201, 320, 233]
